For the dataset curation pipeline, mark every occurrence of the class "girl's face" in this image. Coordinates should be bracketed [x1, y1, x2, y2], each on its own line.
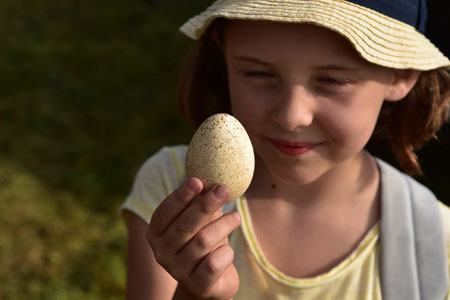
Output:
[223, 21, 410, 186]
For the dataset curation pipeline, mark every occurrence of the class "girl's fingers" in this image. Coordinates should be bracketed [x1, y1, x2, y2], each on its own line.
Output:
[160, 184, 231, 252]
[188, 244, 236, 298]
[177, 211, 241, 270]
[148, 177, 203, 237]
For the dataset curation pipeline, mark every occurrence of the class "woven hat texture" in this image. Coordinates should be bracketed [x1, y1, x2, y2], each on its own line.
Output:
[180, 0, 450, 70]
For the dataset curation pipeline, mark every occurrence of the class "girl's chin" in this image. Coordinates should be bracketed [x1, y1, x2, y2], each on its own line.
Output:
[254, 153, 317, 184]
[265, 162, 330, 187]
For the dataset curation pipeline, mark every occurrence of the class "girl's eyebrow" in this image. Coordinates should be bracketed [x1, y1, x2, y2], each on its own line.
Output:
[233, 55, 362, 72]
[313, 64, 362, 72]
[232, 55, 271, 66]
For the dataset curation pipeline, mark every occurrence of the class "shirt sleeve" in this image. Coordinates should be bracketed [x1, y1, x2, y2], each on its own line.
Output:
[120, 145, 187, 223]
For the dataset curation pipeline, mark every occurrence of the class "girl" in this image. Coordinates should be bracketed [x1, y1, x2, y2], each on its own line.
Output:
[122, 1, 450, 299]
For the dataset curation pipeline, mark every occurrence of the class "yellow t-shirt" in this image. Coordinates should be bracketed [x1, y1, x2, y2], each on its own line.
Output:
[121, 145, 450, 299]
[232, 197, 381, 300]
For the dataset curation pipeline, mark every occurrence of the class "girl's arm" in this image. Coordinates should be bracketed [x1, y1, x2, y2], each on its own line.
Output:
[125, 211, 177, 300]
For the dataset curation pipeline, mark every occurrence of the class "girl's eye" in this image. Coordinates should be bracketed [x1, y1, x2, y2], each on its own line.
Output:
[316, 76, 352, 87]
[243, 70, 274, 78]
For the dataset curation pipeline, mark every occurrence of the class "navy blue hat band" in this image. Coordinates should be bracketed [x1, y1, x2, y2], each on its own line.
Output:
[348, 0, 428, 33]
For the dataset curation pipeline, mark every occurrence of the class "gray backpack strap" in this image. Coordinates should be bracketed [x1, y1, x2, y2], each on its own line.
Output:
[223, 200, 237, 239]
[378, 159, 448, 300]
[222, 200, 237, 214]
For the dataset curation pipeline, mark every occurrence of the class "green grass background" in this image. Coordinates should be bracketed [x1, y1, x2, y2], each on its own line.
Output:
[0, 0, 448, 299]
[0, 0, 210, 298]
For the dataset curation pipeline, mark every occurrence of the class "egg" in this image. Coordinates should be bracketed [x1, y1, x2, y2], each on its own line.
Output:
[185, 113, 255, 202]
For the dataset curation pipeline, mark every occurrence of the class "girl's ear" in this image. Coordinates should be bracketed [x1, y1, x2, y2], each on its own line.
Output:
[384, 69, 421, 102]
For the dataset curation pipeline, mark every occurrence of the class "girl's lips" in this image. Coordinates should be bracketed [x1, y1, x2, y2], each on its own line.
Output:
[270, 139, 322, 156]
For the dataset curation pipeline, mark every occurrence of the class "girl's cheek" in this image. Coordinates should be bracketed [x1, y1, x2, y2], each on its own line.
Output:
[230, 82, 273, 114]
[324, 106, 380, 154]
[319, 102, 363, 136]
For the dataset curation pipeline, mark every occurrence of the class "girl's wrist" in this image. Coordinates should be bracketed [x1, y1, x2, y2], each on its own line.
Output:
[172, 284, 201, 300]
[172, 284, 233, 300]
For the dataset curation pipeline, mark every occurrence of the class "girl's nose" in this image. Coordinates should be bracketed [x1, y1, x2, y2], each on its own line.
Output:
[272, 85, 314, 132]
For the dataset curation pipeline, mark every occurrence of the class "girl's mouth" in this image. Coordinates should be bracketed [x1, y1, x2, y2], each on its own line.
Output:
[270, 139, 322, 156]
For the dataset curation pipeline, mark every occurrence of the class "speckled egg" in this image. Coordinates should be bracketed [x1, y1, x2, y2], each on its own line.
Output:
[185, 113, 255, 202]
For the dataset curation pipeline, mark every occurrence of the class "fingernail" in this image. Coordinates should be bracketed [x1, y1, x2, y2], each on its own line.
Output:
[214, 185, 227, 201]
[187, 178, 200, 192]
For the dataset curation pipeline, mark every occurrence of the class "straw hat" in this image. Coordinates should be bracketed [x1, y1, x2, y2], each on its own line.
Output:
[180, 0, 450, 71]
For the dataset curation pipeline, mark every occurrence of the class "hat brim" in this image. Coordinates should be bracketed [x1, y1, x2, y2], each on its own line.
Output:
[180, 0, 450, 71]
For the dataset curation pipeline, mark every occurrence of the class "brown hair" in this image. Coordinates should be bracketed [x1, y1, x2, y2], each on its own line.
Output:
[179, 22, 450, 176]
[179, 21, 230, 129]
[373, 69, 450, 176]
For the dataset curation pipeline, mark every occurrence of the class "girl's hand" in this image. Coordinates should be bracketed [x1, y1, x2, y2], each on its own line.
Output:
[146, 177, 241, 300]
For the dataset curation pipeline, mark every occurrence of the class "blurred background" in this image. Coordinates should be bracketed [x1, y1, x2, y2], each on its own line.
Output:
[0, 0, 448, 299]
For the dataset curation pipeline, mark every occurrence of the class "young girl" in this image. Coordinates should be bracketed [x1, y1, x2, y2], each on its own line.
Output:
[121, 1, 450, 299]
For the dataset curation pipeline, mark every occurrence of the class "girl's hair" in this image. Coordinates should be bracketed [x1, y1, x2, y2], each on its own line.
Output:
[179, 21, 450, 176]
[179, 21, 231, 128]
[373, 69, 450, 176]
